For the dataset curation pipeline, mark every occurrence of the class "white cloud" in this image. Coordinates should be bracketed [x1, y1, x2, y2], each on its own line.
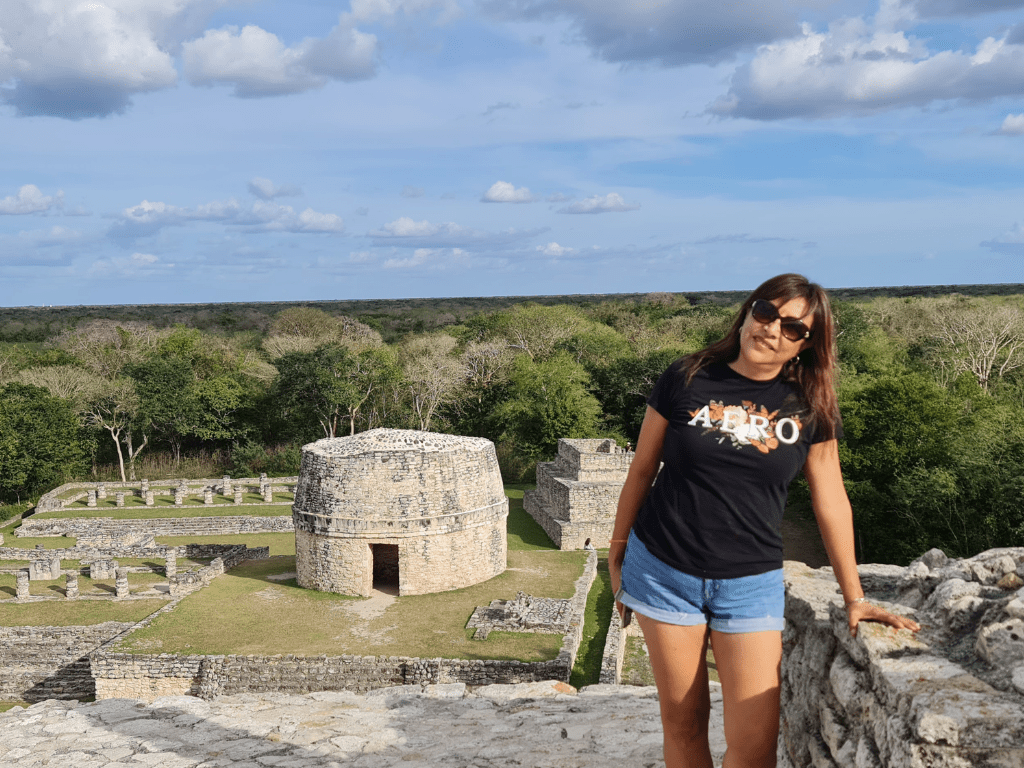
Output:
[349, 0, 462, 24]
[998, 114, 1024, 135]
[710, 6, 1024, 120]
[182, 22, 377, 97]
[558, 193, 639, 214]
[132, 252, 159, 264]
[109, 196, 343, 239]
[479, 0, 798, 66]
[0, 0, 193, 118]
[482, 181, 535, 203]
[981, 222, 1024, 254]
[401, 185, 425, 198]
[248, 177, 302, 200]
[0, 185, 64, 215]
[536, 242, 577, 257]
[368, 217, 546, 249]
[906, 0, 1024, 17]
[383, 247, 468, 270]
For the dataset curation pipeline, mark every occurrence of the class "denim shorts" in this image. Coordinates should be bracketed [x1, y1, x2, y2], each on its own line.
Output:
[616, 530, 785, 633]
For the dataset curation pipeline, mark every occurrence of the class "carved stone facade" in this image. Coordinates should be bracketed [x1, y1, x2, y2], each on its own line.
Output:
[292, 429, 508, 597]
[524, 438, 633, 550]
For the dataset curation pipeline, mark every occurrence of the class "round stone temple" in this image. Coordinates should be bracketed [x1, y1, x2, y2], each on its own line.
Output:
[293, 428, 508, 596]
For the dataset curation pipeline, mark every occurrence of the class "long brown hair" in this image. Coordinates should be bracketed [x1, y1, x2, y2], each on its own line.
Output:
[680, 273, 839, 440]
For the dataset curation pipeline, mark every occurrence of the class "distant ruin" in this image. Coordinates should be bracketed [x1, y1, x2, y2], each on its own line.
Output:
[524, 438, 633, 550]
[292, 429, 508, 596]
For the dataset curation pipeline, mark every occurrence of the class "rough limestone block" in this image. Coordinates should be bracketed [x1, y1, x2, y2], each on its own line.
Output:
[87, 490, 97, 507]
[97, 483, 107, 499]
[65, 573, 79, 599]
[976, 618, 1024, 668]
[115, 492, 125, 507]
[234, 489, 243, 505]
[204, 489, 214, 504]
[15, 570, 29, 599]
[165, 553, 177, 579]
[145, 490, 154, 505]
[223, 475, 232, 495]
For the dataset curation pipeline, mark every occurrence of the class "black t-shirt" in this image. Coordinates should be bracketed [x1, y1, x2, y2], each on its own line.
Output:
[633, 360, 839, 579]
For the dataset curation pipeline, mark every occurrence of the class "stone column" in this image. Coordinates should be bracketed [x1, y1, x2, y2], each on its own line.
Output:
[49, 556, 61, 580]
[145, 490, 154, 506]
[115, 568, 130, 598]
[222, 475, 232, 496]
[165, 552, 177, 579]
[140, 479, 150, 496]
[115, 491, 125, 507]
[65, 573, 79, 599]
[87, 490, 97, 507]
[262, 484, 273, 503]
[98, 483, 107, 499]
[234, 488, 244, 505]
[174, 487, 184, 505]
[260, 472, 268, 484]
[16, 570, 29, 600]
[204, 488, 214, 505]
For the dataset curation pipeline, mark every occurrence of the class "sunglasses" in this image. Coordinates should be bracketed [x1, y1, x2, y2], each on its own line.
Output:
[750, 299, 812, 342]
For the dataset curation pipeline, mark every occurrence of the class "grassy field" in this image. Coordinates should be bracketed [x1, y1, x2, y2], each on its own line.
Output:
[117, 550, 582, 659]
[0, 598, 167, 627]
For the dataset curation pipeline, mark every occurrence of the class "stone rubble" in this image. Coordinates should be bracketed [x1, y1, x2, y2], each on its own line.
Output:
[0, 681, 727, 768]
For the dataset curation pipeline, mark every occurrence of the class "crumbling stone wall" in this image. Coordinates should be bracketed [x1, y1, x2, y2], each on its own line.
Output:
[17, 515, 294, 539]
[779, 549, 1024, 768]
[293, 429, 508, 596]
[525, 438, 633, 550]
[0, 623, 134, 702]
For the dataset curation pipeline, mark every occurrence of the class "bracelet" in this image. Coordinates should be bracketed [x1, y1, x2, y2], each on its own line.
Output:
[845, 597, 867, 608]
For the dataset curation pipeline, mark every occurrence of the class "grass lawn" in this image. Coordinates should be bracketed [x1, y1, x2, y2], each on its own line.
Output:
[0, 598, 167, 627]
[4, 536, 78, 549]
[116, 549, 584, 660]
[30, 501, 293, 520]
[569, 554, 614, 688]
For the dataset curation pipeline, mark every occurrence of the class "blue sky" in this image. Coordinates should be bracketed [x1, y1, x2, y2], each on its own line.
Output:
[1, 0, 1023, 306]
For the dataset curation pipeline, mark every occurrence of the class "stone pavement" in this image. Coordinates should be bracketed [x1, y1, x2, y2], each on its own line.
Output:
[0, 681, 726, 768]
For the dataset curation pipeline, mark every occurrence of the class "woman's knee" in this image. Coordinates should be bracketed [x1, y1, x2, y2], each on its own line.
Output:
[661, 696, 712, 742]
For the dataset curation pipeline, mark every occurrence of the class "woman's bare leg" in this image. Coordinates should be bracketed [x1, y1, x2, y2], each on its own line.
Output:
[710, 630, 783, 768]
[637, 613, 714, 768]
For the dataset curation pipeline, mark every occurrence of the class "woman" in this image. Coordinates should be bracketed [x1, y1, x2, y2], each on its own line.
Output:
[609, 274, 918, 768]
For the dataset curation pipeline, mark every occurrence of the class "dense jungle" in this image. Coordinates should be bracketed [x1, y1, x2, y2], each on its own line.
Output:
[1, 287, 1023, 565]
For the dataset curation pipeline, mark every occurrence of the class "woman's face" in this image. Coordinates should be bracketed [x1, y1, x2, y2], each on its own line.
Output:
[736, 296, 814, 373]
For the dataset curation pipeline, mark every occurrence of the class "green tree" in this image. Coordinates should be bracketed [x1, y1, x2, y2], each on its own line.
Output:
[492, 353, 604, 460]
[0, 383, 91, 504]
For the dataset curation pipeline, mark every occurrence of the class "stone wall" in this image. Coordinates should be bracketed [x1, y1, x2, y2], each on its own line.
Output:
[92, 550, 598, 701]
[0, 623, 135, 702]
[16, 515, 294, 539]
[525, 438, 633, 550]
[779, 549, 1024, 768]
[0, 542, 268, 563]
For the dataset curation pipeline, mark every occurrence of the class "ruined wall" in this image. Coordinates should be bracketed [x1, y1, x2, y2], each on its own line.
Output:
[17, 515, 294, 539]
[779, 550, 1024, 768]
[0, 623, 135, 702]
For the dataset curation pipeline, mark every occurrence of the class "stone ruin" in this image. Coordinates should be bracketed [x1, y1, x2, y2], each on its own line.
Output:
[467, 591, 573, 640]
[292, 428, 508, 597]
[780, 547, 1024, 768]
[524, 438, 633, 550]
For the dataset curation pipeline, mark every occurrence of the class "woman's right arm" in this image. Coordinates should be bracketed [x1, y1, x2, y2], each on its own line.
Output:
[609, 406, 669, 603]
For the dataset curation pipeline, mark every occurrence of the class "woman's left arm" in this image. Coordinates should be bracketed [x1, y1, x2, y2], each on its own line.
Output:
[804, 439, 920, 637]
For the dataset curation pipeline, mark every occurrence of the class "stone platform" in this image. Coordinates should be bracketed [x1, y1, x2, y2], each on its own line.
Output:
[0, 681, 728, 768]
